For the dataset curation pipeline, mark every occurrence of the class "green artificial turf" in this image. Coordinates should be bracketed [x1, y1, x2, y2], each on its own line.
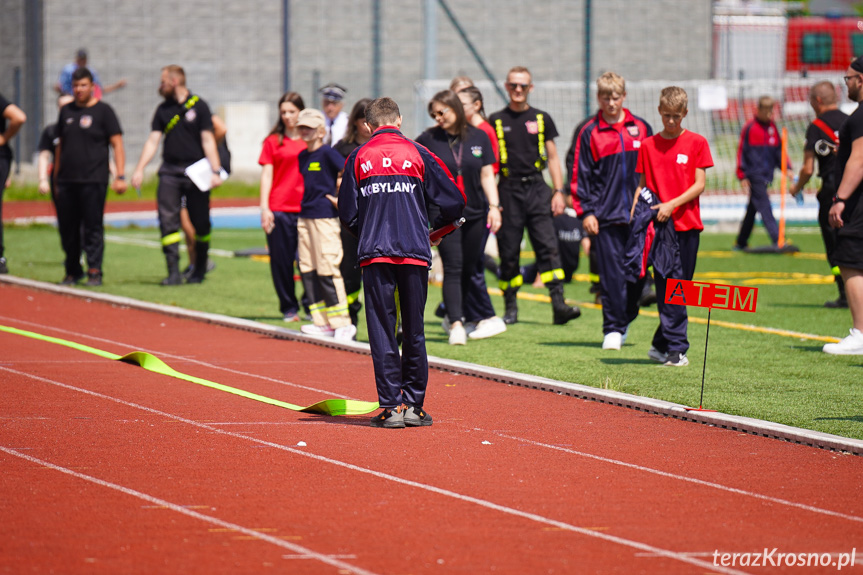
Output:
[3, 222, 862, 440]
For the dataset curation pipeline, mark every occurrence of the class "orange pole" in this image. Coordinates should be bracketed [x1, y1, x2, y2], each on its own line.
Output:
[778, 127, 788, 248]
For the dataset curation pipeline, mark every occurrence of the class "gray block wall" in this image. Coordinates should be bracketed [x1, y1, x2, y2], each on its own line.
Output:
[0, 0, 712, 179]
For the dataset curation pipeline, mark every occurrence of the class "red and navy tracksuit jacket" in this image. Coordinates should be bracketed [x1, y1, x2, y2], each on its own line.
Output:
[572, 109, 652, 225]
[736, 118, 786, 182]
[338, 127, 465, 265]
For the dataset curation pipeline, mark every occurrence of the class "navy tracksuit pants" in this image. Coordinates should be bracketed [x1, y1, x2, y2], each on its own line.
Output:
[737, 177, 779, 247]
[463, 223, 497, 323]
[593, 224, 645, 335]
[266, 211, 300, 316]
[363, 262, 429, 410]
[653, 230, 700, 355]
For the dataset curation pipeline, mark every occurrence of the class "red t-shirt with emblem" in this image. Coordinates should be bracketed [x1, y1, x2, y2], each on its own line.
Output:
[636, 130, 713, 232]
[258, 133, 306, 213]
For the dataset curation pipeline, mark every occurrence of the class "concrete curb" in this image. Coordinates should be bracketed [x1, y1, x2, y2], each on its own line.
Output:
[3, 274, 862, 456]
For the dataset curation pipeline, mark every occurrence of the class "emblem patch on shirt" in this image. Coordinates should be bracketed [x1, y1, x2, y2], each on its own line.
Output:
[633, 140, 641, 149]
[627, 125, 640, 138]
[677, 154, 689, 164]
[308, 162, 321, 172]
[471, 146, 483, 158]
[185, 109, 197, 122]
[79, 115, 93, 129]
[525, 120, 538, 135]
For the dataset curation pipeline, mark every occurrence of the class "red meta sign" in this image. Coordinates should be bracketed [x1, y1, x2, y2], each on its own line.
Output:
[665, 279, 758, 313]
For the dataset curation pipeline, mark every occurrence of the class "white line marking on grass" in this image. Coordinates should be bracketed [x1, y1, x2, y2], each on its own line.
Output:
[0, 444, 379, 575]
[3, 366, 810, 575]
[492, 432, 863, 525]
[0, 315, 359, 400]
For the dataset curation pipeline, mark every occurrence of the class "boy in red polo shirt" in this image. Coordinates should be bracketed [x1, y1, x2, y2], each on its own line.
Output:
[634, 86, 714, 367]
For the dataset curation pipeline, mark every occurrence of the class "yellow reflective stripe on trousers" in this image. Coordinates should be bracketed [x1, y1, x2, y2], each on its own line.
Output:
[498, 274, 524, 291]
[325, 303, 349, 316]
[196, 234, 211, 243]
[494, 118, 509, 178]
[310, 302, 326, 313]
[589, 273, 600, 283]
[540, 268, 564, 284]
[161, 232, 182, 246]
[346, 290, 361, 304]
[832, 266, 841, 276]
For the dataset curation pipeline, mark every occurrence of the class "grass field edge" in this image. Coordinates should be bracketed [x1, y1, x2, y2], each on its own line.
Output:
[3, 273, 862, 457]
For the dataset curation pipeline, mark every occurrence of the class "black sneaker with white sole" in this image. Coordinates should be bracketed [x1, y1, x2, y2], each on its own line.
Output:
[664, 352, 689, 367]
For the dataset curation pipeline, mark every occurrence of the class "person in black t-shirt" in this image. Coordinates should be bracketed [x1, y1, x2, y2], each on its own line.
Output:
[131, 65, 223, 286]
[488, 66, 580, 326]
[790, 81, 849, 308]
[824, 58, 863, 355]
[416, 90, 505, 345]
[38, 94, 75, 199]
[54, 67, 126, 286]
[0, 92, 27, 274]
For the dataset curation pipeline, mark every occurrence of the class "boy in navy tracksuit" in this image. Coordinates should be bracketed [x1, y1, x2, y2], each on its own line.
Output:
[634, 87, 713, 367]
[573, 72, 652, 351]
[338, 98, 465, 428]
[735, 95, 793, 249]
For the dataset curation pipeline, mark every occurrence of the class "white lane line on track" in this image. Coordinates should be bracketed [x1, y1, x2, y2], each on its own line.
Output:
[0, 315, 359, 400]
[492, 432, 863, 525]
[0, 444, 379, 575]
[103, 234, 235, 258]
[0, 366, 755, 575]
[4, 318, 861, 526]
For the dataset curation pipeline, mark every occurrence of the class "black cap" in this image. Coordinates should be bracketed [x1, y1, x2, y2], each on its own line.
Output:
[852, 56, 863, 74]
[319, 83, 347, 102]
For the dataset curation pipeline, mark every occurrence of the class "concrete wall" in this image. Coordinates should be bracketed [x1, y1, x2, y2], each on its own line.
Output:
[0, 0, 713, 179]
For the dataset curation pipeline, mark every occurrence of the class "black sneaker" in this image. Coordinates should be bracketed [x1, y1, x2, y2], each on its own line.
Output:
[403, 405, 433, 427]
[85, 270, 103, 287]
[664, 352, 689, 367]
[825, 298, 848, 309]
[182, 264, 195, 280]
[60, 273, 84, 285]
[185, 275, 204, 284]
[434, 301, 446, 318]
[370, 407, 405, 428]
[0, 257, 7, 274]
[160, 273, 182, 286]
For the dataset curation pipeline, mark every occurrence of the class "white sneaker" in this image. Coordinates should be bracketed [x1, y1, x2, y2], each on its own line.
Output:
[823, 328, 863, 355]
[647, 346, 669, 363]
[334, 324, 357, 342]
[441, 316, 452, 334]
[468, 316, 507, 340]
[301, 324, 335, 337]
[449, 323, 467, 345]
[664, 352, 689, 367]
[602, 332, 622, 350]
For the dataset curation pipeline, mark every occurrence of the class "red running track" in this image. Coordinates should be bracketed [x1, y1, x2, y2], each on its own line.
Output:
[1, 283, 862, 574]
[2, 198, 258, 221]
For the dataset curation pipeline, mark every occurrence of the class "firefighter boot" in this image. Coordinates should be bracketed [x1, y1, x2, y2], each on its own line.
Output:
[161, 245, 182, 286]
[551, 283, 581, 325]
[503, 287, 519, 325]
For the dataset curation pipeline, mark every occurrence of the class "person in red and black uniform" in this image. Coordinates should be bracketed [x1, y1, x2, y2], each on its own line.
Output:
[489, 66, 581, 326]
[54, 67, 126, 286]
[0, 92, 26, 275]
[338, 97, 465, 428]
[573, 72, 652, 350]
[131, 65, 222, 285]
[735, 95, 793, 250]
[789, 81, 848, 308]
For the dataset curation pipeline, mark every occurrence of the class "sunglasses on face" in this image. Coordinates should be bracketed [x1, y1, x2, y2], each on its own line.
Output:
[507, 82, 530, 91]
[430, 107, 450, 120]
[844, 74, 862, 83]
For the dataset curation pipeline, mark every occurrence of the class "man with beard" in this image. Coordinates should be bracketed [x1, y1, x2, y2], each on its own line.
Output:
[131, 65, 223, 285]
[824, 56, 863, 355]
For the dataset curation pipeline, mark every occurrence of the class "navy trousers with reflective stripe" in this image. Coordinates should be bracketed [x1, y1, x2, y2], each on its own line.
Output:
[363, 262, 429, 410]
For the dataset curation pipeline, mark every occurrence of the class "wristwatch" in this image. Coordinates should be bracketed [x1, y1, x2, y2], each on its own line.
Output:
[833, 195, 846, 204]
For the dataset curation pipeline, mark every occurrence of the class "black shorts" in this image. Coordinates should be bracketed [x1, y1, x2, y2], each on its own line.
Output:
[834, 235, 863, 270]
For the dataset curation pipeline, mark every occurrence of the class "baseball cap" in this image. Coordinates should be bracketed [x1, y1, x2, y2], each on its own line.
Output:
[76, 48, 88, 60]
[319, 83, 347, 102]
[297, 108, 326, 129]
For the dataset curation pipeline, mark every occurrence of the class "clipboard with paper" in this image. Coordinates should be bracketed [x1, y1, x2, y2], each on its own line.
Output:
[184, 158, 229, 192]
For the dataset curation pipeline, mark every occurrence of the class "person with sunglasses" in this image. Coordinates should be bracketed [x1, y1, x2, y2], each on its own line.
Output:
[488, 66, 581, 326]
[416, 90, 505, 345]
